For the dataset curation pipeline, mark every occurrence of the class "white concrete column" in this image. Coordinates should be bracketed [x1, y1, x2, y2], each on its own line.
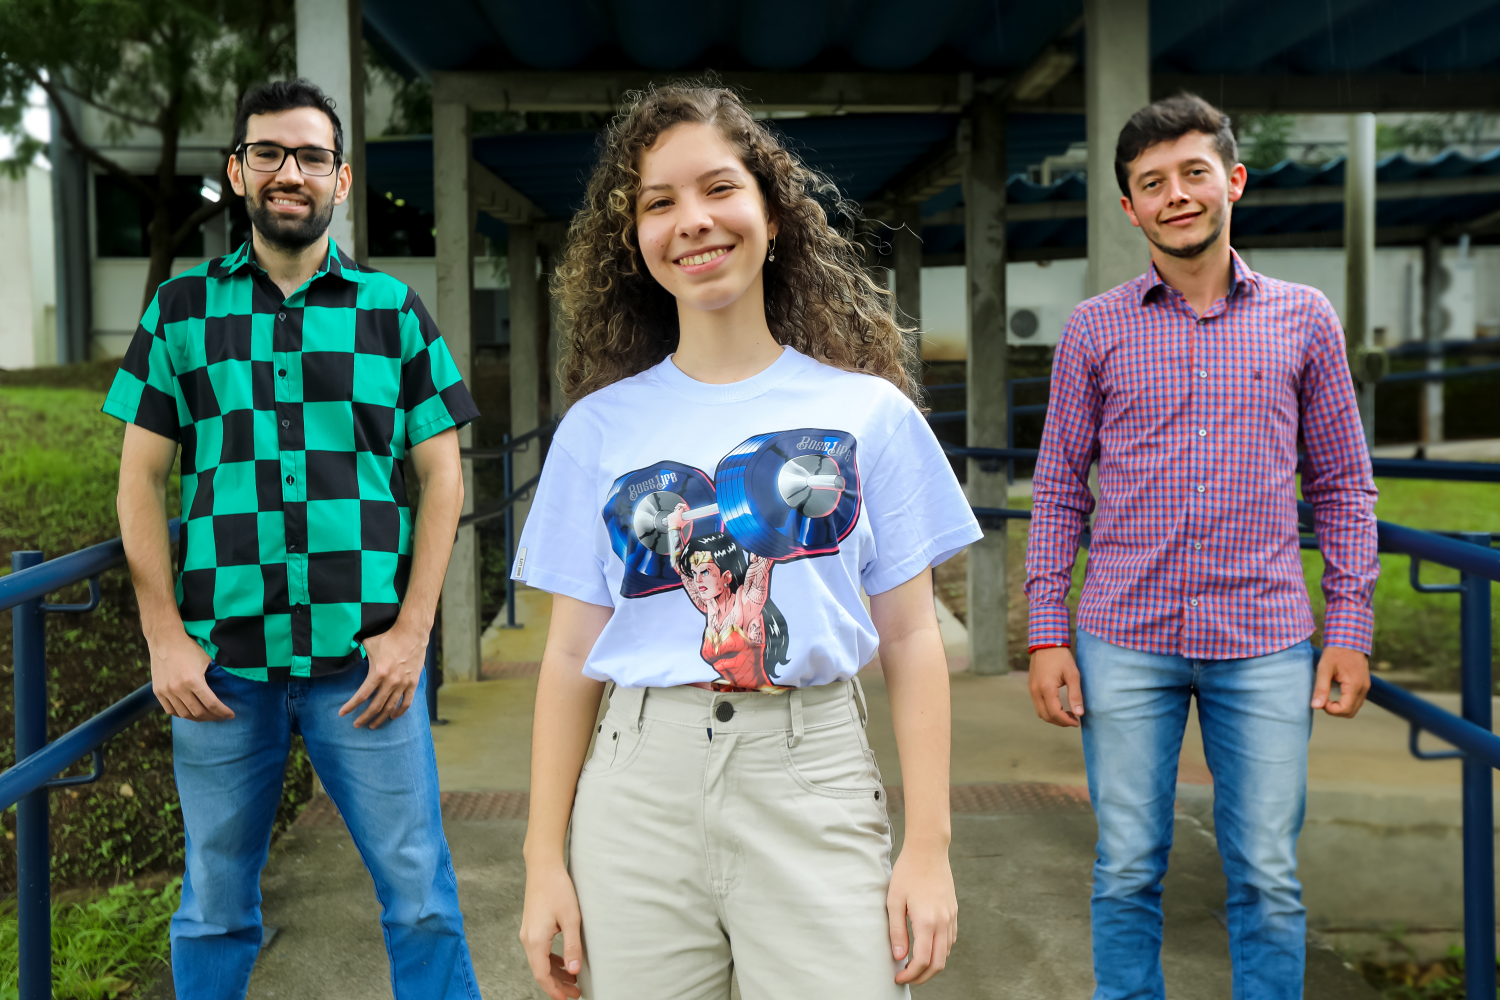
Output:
[509, 224, 541, 533]
[538, 221, 568, 419]
[296, 0, 366, 262]
[1421, 235, 1445, 444]
[964, 92, 1009, 676]
[434, 101, 480, 682]
[1085, 0, 1150, 297]
[1345, 113, 1377, 445]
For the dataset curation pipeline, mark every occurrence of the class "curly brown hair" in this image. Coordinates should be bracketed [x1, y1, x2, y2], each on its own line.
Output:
[553, 81, 920, 405]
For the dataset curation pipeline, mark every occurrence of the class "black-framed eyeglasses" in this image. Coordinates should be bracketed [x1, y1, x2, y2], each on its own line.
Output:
[237, 142, 340, 177]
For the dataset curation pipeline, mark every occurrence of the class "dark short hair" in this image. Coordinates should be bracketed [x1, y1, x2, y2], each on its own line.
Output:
[1114, 93, 1237, 197]
[232, 78, 343, 156]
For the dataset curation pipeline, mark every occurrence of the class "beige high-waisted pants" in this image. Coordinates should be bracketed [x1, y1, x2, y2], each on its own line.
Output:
[569, 679, 909, 1000]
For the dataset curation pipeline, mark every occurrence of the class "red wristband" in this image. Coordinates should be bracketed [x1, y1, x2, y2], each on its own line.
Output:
[1028, 642, 1071, 654]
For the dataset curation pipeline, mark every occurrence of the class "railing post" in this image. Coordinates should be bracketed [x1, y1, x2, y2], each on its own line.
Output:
[503, 440, 519, 630]
[12, 550, 50, 1000]
[1458, 531, 1495, 998]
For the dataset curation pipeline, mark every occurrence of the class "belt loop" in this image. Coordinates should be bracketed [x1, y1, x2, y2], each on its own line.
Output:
[851, 676, 869, 728]
[618, 685, 646, 734]
[788, 689, 806, 748]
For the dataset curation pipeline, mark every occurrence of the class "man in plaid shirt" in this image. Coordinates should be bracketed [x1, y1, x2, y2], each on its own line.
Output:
[1024, 95, 1379, 999]
[109, 80, 480, 999]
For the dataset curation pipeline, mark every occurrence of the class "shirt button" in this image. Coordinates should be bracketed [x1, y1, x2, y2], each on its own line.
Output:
[1197, 485, 1205, 493]
[1198, 429, 1207, 436]
[285, 474, 295, 484]
[277, 312, 286, 321]
[278, 368, 287, 377]
[1194, 542, 1203, 550]
[281, 419, 290, 428]
[1199, 370, 1208, 378]
[1190, 598, 1200, 607]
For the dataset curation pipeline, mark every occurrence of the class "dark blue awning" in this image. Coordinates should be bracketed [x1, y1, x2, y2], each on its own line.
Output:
[364, 0, 1500, 78]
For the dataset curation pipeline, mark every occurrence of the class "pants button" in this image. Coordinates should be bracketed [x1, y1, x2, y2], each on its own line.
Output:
[715, 701, 735, 723]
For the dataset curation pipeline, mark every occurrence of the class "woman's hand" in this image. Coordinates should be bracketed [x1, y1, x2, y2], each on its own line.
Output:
[519, 861, 585, 1000]
[887, 842, 958, 985]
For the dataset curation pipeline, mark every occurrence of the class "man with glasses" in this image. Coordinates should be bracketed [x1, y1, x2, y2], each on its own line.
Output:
[106, 78, 481, 999]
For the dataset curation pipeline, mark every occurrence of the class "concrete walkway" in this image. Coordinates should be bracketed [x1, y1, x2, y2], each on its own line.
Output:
[244, 585, 1482, 998]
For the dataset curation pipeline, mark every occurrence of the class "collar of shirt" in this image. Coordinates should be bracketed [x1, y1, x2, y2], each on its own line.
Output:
[1136, 248, 1261, 320]
[211, 237, 354, 295]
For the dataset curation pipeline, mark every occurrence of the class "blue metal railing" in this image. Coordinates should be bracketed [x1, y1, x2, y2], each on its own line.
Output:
[0, 419, 556, 999]
[2, 522, 179, 999]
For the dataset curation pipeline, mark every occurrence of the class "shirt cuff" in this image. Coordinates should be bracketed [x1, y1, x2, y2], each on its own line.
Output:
[1027, 602, 1072, 648]
[1321, 602, 1374, 655]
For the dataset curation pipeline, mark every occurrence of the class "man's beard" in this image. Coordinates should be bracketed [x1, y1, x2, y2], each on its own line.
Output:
[1147, 207, 1227, 260]
[246, 185, 335, 252]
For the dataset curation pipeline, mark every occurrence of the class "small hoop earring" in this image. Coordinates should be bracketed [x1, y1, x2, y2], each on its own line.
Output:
[767, 236, 776, 262]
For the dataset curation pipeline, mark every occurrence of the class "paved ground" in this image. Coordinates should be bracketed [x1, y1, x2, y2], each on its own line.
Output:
[234, 586, 1482, 997]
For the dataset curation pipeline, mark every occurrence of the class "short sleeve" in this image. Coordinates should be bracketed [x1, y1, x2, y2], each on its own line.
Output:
[102, 297, 182, 439]
[399, 290, 480, 447]
[511, 441, 614, 608]
[859, 408, 983, 595]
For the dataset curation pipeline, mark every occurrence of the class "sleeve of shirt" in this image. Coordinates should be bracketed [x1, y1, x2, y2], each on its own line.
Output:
[1024, 307, 1102, 648]
[399, 288, 481, 448]
[1298, 295, 1379, 654]
[859, 407, 983, 596]
[510, 439, 614, 608]
[101, 296, 183, 439]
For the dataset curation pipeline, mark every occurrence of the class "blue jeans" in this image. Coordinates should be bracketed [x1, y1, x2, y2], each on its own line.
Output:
[1076, 630, 1315, 1000]
[169, 662, 479, 1000]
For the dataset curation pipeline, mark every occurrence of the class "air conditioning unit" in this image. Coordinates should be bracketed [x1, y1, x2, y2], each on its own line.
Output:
[1006, 305, 1064, 346]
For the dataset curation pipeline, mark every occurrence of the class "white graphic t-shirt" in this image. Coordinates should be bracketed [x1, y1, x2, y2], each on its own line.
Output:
[512, 346, 982, 690]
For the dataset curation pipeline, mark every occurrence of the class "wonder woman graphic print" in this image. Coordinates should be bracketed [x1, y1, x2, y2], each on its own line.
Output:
[600, 428, 862, 691]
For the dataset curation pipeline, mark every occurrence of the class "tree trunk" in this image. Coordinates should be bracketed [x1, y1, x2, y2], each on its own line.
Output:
[140, 98, 183, 318]
[142, 198, 177, 318]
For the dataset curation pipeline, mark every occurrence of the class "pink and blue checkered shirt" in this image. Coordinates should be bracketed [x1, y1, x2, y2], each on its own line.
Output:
[1025, 251, 1380, 660]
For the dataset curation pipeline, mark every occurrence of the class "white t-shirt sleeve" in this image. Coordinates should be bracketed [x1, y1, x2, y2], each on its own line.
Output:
[511, 441, 614, 608]
[859, 408, 983, 595]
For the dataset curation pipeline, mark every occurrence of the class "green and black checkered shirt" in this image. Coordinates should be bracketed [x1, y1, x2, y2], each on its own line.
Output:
[103, 239, 479, 682]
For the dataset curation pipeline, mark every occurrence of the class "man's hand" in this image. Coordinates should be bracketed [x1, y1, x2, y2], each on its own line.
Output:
[519, 861, 585, 1000]
[888, 843, 957, 986]
[340, 623, 427, 729]
[1028, 646, 1083, 727]
[1313, 645, 1370, 718]
[150, 631, 233, 721]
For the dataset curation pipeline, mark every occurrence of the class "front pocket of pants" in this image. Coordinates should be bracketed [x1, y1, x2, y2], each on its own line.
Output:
[778, 719, 883, 798]
[579, 718, 651, 781]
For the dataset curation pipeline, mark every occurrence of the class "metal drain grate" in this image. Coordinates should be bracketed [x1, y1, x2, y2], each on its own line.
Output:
[294, 783, 1094, 829]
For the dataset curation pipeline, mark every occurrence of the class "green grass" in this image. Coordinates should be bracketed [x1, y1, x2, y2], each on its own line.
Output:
[0, 880, 179, 999]
[1302, 477, 1500, 689]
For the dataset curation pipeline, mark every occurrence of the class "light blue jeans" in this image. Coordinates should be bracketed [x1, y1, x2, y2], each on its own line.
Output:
[169, 662, 479, 1000]
[1076, 630, 1316, 1000]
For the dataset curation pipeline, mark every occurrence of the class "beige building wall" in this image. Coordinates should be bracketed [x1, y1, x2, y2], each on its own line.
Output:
[0, 165, 57, 370]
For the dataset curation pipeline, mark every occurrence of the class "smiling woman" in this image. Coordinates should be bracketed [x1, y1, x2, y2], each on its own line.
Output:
[553, 82, 917, 404]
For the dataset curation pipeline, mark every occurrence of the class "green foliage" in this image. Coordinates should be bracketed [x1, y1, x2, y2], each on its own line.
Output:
[0, 879, 180, 999]
[1360, 942, 1474, 999]
[1239, 114, 1296, 170]
[1375, 114, 1498, 157]
[0, 377, 313, 895]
